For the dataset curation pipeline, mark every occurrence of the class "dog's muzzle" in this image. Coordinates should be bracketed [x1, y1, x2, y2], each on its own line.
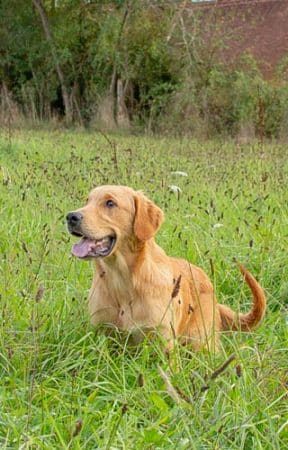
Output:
[66, 211, 83, 234]
[66, 211, 116, 259]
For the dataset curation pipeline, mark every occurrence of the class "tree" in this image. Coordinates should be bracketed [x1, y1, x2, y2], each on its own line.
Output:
[32, 0, 72, 124]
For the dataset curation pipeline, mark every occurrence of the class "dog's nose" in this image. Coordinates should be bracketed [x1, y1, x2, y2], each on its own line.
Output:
[66, 212, 83, 226]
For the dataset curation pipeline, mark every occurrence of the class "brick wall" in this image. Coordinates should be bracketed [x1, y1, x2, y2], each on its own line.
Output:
[188, 0, 288, 77]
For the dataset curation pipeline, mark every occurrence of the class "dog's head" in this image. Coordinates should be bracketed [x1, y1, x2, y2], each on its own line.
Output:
[66, 185, 164, 259]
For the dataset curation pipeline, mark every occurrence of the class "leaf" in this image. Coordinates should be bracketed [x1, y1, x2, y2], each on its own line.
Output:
[149, 393, 169, 412]
[87, 390, 98, 403]
[143, 428, 164, 444]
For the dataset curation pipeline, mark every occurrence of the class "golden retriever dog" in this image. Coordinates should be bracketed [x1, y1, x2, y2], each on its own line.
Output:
[67, 185, 266, 351]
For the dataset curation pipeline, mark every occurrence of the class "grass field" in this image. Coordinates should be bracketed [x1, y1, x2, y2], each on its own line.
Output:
[0, 129, 287, 449]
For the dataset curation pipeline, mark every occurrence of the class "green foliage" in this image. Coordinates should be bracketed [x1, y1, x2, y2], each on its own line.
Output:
[0, 130, 288, 448]
[2, 1, 288, 137]
[157, 52, 288, 139]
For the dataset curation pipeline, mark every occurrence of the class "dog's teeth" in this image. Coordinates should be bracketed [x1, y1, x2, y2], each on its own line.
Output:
[97, 237, 109, 245]
[94, 237, 111, 250]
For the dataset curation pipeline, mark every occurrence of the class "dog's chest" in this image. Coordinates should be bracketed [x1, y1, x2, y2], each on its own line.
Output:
[106, 280, 146, 329]
[100, 276, 157, 330]
[93, 256, 175, 331]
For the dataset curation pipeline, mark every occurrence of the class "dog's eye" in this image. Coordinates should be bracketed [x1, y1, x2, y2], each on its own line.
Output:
[105, 199, 116, 208]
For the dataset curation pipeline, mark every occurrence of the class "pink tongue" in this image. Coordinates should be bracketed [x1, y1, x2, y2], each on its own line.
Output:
[72, 238, 94, 258]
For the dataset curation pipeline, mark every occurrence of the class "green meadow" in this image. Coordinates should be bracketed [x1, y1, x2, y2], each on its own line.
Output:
[0, 129, 287, 449]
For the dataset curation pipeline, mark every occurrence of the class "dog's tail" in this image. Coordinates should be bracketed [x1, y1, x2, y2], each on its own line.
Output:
[218, 264, 266, 332]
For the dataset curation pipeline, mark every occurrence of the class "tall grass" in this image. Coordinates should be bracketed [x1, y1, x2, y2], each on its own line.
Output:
[0, 130, 287, 449]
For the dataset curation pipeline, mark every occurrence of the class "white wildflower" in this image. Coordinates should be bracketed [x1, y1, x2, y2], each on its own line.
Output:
[169, 185, 182, 193]
[213, 223, 224, 229]
[179, 439, 190, 446]
[171, 171, 188, 177]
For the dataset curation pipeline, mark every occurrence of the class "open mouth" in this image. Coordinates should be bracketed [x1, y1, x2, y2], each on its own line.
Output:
[71, 235, 116, 259]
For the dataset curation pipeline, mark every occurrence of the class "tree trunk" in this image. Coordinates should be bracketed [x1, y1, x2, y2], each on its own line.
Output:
[32, 0, 72, 125]
[110, 1, 131, 127]
[117, 78, 130, 129]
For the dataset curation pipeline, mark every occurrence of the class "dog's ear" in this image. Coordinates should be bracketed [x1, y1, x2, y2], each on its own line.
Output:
[134, 192, 164, 241]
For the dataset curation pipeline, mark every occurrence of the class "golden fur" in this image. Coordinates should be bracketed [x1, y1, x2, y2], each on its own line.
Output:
[68, 185, 266, 351]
